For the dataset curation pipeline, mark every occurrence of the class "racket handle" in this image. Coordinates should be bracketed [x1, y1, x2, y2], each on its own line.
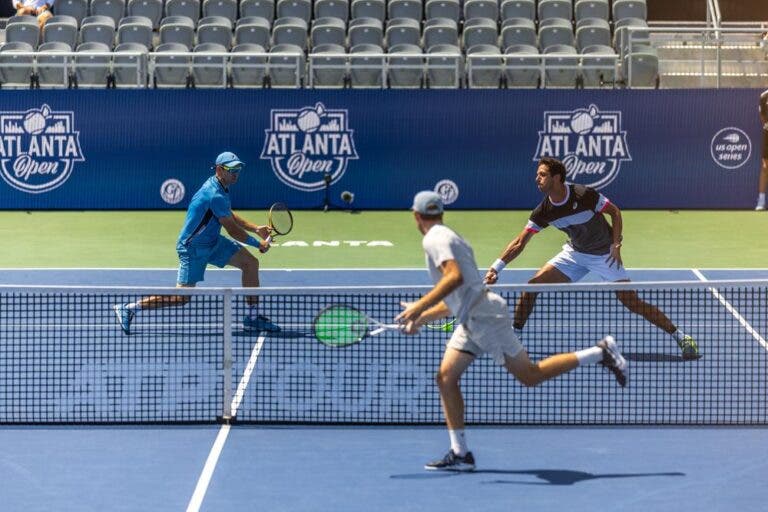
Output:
[265, 235, 272, 244]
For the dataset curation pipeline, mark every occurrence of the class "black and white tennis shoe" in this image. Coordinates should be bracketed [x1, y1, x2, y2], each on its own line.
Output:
[425, 450, 476, 472]
[597, 335, 628, 387]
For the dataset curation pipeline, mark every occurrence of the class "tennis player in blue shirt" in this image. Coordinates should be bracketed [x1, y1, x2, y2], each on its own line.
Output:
[113, 151, 280, 334]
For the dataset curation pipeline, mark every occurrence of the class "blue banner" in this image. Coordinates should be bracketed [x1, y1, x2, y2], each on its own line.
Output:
[0, 89, 761, 210]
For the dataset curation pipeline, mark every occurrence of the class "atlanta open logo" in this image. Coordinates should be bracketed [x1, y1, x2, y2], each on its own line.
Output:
[534, 104, 631, 190]
[0, 104, 84, 194]
[261, 102, 358, 192]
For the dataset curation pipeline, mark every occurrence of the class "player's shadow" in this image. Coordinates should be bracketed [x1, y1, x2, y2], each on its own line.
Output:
[391, 469, 685, 485]
[232, 329, 311, 339]
[622, 352, 701, 362]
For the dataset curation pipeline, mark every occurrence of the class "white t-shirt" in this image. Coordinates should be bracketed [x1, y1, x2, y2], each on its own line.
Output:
[422, 224, 485, 324]
[17, 0, 53, 9]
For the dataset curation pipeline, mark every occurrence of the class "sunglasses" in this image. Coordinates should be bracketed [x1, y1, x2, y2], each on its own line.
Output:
[221, 164, 242, 174]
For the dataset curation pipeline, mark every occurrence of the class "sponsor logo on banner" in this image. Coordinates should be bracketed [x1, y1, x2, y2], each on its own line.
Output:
[160, 179, 185, 204]
[261, 102, 358, 192]
[434, 179, 459, 205]
[534, 104, 631, 190]
[0, 104, 84, 194]
[710, 127, 751, 170]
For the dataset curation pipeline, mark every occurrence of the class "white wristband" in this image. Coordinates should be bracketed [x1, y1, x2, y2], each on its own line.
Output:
[491, 259, 506, 273]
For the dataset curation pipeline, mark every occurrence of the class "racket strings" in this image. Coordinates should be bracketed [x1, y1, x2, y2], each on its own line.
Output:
[269, 203, 293, 236]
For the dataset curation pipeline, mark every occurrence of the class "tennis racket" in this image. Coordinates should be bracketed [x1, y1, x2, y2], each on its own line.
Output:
[265, 202, 293, 244]
[426, 318, 455, 332]
[312, 304, 401, 348]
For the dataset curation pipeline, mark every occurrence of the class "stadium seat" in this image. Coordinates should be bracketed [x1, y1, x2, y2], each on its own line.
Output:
[113, 41, 148, 87]
[54, 0, 88, 26]
[613, 0, 647, 22]
[117, 15, 154, 49]
[310, 42, 347, 87]
[351, 0, 385, 22]
[624, 45, 658, 88]
[165, 0, 201, 24]
[464, 0, 499, 22]
[203, 0, 238, 23]
[348, 17, 383, 48]
[43, 15, 79, 49]
[197, 16, 234, 48]
[74, 41, 111, 87]
[349, 43, 384, 88]
[314, 0, 348, 23]
[538, 0, 572, 22]
[36, 41, 72, 88]
[89, 0, 126, 27]
[574, 0, 609, 22]
[575, 17, 611, 51]
[501, 17, 537, 49]
[241, 0, 275, 23]
[5, 15, 40, 50]
[387, 43, 423, 88]
[543, 43, 579, 87]
[236, 16, 272, 48]
[466, 43, 502, 88]
[387, 0, 421, 22]
[127, 0, 163, 29]
[277, 0, 312, 24]
[153, 42, 191, 87]
[272, 16, 309, 50]
[230, 43, 268, 87]
[500, 0, 535, 22]
[159, 15, 196, 50]
[426, 43, 461, 88]
[80, 15, 116, 48]
[0, 41, 35, 88]
[538, 17, 574, 51]
[385, 18, 421, 49]
[311, 17, 346, 48]
[423, 17, 459, 51]
[192, 42, 228, 87]
[463, 17, 499, 52]
[268, 43, 305, 87]
[580, 44, 616, 87]
[504, 43, 540, 87]
[425, 0, 460, 24]
[614, 17, 650, 58]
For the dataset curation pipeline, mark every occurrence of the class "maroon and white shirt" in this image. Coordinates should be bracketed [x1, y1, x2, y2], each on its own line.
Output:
[526, 184, 613, 255]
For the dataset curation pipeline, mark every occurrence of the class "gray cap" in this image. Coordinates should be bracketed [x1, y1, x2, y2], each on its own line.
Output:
[411, 190, 444, 215]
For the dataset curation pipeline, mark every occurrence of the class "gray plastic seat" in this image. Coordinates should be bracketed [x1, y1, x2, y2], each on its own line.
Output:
[311, 17, 346, 48]
[538, 17, 574, 51]
[387, 0, 421, 21]
[36, 41, 72, 88]
[575, 17, 611, 51]
[349, 43, 383, 88]
[575, 0, 609, 22]
[197, 16, 234, 48]
[154, 42, 190, 87]
[501, 17, 536, 49]
[310, 42, 347, 87]
[504, 43, 540, 87]
[5, 16, 40, 50]
[613, 0, 647, 22]
[236, 16, 271, 48]
[351, 0, 384, 21]
[388, 43, 422, 88]
[348, 17, 383, 48]
[581, 44, 616, 87]
[127, 0, 163, 28]
[43, 15, 79, 48]
[613, 17, 649, 58]
[543, 43, 578, 87]
[192, 42, 228, 87]
[231, 43, 268, 87]
[241, 0, 275, 23]
[463, 17, 498, 52]
[74, 41, 111, 87]
[272, 16, 308, 50]
[423, 17, 458, 51]
[464, 0, 498, 22]
[426, 43, 461, 88]
[113, 41, 148, 87]
[426, 0, 460, 23]
[624, 45, 658, 88]
[54, 0, 88, 26]
[202, 0, 238, 23]
[80, 15, 116, 47]
[538, 0, 572, 22]
[268, 43, 305, 86]
[159, 15, 196, 49]
[117, 15, 154, 49]
[277, 0, 312, 24]
[500, 0, 535, 21]
[165, 0, 201, 24]
[314, 0, 348, 23]
[385, 18, 420, 49]
[0, 41, 35, 87]
[466, 43, 502, 88]
[89, 0, 126, 27]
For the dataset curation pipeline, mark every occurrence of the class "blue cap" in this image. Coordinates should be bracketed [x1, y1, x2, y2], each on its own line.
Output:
[411, 190, 444, 215]
[215, 151, 245, 168]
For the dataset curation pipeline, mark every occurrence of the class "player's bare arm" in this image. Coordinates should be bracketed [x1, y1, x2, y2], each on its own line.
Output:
[601, 202, 624, 268]
[232, 212, 271, 239]
[220, 215, 269, 252]
[484, 228, 535, 284]
[396, 260, 462, 331]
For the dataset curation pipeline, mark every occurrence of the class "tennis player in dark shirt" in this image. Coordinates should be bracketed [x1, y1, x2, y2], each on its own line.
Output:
[756, 89, 768, 210]
[484, 157, 699, 360]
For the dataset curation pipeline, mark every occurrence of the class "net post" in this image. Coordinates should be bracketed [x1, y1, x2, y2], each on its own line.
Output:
[221, 288, 233, 421]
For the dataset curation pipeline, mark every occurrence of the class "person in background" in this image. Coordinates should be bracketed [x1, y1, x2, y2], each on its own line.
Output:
[756, 89, 768, 211]
[14, 0, 55, 30]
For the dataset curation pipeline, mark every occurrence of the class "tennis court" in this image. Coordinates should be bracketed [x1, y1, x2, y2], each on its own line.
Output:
[1, 265, 767, 511]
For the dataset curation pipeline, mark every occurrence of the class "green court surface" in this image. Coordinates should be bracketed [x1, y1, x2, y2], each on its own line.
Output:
[1, 210, 765, 268]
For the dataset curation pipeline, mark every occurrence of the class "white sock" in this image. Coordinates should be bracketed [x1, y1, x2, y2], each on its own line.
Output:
[448, 429, 468, 456]
[125, 302, 141, 312]
[758, 193, 766, 206]
[575, 346, 603, 365]
[672, 329, 686, 343]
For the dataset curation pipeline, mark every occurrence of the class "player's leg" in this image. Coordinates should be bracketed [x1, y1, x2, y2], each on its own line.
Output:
[425, 347, 477, 471]
[756, 156, 767, 210]
[223, 242, 280, 332]
[513, 261, 574, 336]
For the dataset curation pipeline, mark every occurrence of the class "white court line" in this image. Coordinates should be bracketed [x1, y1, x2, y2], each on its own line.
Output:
[692, 269, 768, 352]
[185, 334, 267, 512]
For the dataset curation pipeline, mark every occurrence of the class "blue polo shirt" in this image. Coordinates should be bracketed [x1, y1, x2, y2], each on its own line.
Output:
[177, 176, 232, 248]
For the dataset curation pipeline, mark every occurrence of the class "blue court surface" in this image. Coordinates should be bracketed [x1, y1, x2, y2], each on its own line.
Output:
[1, 268, 767, 512]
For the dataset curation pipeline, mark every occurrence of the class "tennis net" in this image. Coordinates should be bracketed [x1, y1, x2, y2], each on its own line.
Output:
[0, 280, 766, 425]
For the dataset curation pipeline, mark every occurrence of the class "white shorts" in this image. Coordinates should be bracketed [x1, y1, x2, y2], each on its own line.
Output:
[447, 291, 524, 365]
[548, 244, 630, 282]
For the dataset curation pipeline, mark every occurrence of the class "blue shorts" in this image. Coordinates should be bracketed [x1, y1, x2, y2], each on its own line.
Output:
[176, 236, 241, 285]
